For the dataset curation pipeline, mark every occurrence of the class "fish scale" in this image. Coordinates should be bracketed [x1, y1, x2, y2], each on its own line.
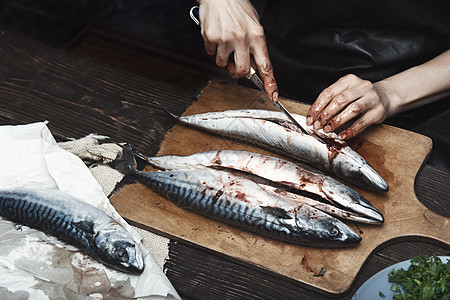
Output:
[3, 194, 94, 254]
[123, 146, 384, 224]
[0, 188, 145, 274]
[126, 165, 361, 247]
[144, 170, 281, 228]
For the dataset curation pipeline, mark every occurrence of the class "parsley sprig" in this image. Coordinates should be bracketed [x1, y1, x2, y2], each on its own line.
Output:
[387, 255, 450, 300]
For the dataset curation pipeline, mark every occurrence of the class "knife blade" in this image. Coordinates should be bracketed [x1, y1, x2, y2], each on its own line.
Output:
[245, 68, 310, 134]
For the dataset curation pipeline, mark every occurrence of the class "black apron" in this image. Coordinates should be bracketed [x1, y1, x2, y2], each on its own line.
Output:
[254, 0, 450, 171]
[259, 0, 450, 101]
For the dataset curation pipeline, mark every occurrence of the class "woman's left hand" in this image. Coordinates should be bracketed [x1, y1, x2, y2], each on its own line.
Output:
[306, 74, 391, 140]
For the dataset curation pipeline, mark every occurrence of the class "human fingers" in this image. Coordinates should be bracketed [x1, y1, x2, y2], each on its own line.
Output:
[337, 107, 385, 140]
[199, 5, 218, 56]
[315, 79, 374, 130]
[227, 47, 251, 78]
[215, 44, 233, 68]
[252, 40, 278, 101]
[203, 39, 217, 56]
[306, 74, 359, 126]
[323, 89, 389, 140]
[322, 94, 373, 134]
[198, 0, 261, 81]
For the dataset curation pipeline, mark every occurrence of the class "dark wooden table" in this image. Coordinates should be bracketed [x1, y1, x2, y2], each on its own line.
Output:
[1, 31, 449, 300]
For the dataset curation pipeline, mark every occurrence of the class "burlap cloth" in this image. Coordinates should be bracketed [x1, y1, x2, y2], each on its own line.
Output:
[58, 134, 170, 270]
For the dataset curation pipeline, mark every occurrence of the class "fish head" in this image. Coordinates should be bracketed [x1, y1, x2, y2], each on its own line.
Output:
[332, 148, 389, 192]
[292, 205, 361, 246]
[95, 223, 145, 274]
[322, 178, 384, 224]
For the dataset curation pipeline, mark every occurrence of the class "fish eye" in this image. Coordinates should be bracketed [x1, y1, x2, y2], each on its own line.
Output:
[115, 248, 129, 261]
[329, 226, 339, 237]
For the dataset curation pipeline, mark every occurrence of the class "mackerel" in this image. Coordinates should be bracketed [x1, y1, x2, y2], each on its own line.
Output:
[122, 147, 383, 224]
[121, 164, 361, 247]
[175, 109, 388, 192]
[0, 188, 144, 274]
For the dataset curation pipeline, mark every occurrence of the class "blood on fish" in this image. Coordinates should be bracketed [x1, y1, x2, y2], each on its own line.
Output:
[212, 151, 223, 165]
[210, 190, 223, 209]
[280, 180, 306, 189]
[328, 147, 340, 166]
[321, 136, 345, 151]
[235, 191, 247, 202]
[274, 160, 287, 169]
[175, 109, 388, 192]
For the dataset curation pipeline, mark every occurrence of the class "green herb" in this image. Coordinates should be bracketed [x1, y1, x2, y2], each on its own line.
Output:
[168, 128, 173, 132]
[388, 254, 450, 300]
[258, 98, 265, 104]
[314, 266, 326, 277]
[379, 291, 386, 298]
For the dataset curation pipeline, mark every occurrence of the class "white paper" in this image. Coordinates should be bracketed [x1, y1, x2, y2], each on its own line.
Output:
[0, 122, 180, 300]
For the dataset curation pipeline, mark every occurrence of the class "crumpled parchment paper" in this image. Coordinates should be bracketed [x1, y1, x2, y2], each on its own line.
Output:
[0, 122, 180, 300]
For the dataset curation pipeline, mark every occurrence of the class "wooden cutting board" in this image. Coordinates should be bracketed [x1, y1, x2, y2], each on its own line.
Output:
[110, 80, 449, 295]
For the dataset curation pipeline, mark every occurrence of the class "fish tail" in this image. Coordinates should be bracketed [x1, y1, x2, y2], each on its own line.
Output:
[111, 147, 138, 175]
[111, 160, 133, 175]
[118, 143, 151, 163]
[151, 100, 180, 121]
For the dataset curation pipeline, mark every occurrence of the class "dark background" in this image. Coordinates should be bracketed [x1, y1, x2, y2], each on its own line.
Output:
[0, 0, 201, 54]
[0, 0, 231, 92]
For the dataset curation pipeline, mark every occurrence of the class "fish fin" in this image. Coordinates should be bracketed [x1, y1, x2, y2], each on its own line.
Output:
[72, 220, 95, 235]
[260, 206, 292, 219]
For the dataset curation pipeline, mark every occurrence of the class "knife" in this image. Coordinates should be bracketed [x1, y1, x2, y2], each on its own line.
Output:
[189, 6, 311, 135]
[245, 68, 312, 134]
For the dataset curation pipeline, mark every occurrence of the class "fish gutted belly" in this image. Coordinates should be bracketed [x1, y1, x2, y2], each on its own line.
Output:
[177, 109, 388, 192]
[123, 146, 383, 224]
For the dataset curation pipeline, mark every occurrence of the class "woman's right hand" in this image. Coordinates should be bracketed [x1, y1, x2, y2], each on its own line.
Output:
[197, 0, 278, 101]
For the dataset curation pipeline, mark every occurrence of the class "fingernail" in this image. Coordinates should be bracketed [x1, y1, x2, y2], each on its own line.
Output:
[306, 116, 313, 125]
[272, 91, 279, 102]
[323, 125, 331, 132]
[338, 133, 347, 140]
[313, 121, 321, 129]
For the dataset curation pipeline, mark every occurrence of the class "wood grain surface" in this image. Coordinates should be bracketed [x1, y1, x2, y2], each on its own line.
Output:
[110, 80, 449, 295]
[0, 31, 192, 153]
[1, 31, 448, 300]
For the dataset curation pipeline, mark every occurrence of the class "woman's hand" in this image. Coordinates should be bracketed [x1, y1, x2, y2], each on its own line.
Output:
[197, 0, 278, 101]
[306, 50, 450, 140]
[306, 74, 391, 140]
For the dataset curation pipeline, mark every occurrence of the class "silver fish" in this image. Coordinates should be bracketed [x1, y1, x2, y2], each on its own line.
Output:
[121, 163, 361, 247]
[258, 184, 376, 224]
[121, 146, 383, 224]
[175, 109, 388, 192]
[0, 188, 144, 274]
